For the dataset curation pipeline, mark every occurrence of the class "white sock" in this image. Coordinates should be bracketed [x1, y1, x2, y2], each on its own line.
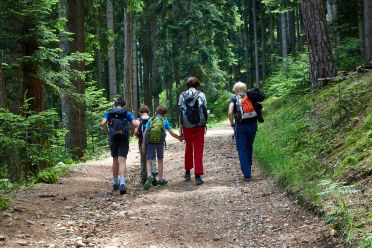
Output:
[113, 177, 119, 185]
[120, 176, 126, 185]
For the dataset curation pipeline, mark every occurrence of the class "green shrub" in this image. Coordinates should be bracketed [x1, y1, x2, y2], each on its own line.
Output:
[0, 194, 7, 210]
[35, 162, 71, 184]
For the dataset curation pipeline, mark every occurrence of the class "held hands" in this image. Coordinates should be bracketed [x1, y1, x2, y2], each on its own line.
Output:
[178, 135, 185, 142]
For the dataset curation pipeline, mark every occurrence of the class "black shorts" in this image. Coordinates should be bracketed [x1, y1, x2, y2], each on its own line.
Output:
[109, 139, 129, 158]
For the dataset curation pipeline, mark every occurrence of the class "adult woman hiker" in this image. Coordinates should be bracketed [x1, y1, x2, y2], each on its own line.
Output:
[178, 76, 208, 185]
[228, 82, 262, 181]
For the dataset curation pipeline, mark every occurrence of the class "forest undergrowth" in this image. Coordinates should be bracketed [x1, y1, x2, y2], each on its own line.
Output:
[255, 68, 372, 246]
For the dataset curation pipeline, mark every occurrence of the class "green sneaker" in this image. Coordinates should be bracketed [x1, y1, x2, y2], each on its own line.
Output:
[144, 176, 154, 190]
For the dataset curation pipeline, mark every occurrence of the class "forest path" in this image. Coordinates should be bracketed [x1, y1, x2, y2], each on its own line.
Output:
[0, 125, 342, 248]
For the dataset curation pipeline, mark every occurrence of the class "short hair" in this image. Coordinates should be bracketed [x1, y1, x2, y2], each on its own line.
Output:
[156, 105, 167, 116]
[232, 81, 247, 94]
[139, 105, 150, 114]
[186, 76, 201, 89]
[115, 99, 126, 107]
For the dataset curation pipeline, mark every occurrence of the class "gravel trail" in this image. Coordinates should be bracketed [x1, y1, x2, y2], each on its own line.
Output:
[0, 126, 342, 247]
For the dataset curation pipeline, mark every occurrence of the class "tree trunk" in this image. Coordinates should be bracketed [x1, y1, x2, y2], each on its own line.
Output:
[252, 0, 260, 87]
[269, 12, 275, 71]
[0, 58, 6, 108]
[107, 0, 117, 100]
[242, 19, 250, 85]
[132, 23, 139, 114]
[288, 10, 296, 56]
[364, 0, 372, 63]
[123, 10, 133, 111]
[300, 0, 336, 88]
[151, 7, 159, 108]
[296, 5, 303, 51]
[358, 0, 365, 61]
[280, 12, 288, 59]
[94, 6, 105, 91]
[326, 0, 339, 60]
[65, 0, 87, 158]
[23, 32, 44, 112]
[259, 1, 266, 82]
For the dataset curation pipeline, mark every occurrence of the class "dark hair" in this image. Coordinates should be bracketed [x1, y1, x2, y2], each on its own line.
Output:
[156, 105, 167, 116]
[115, 99, 126, 107]
[139, 105, 150, 114]
[186, 76, 201, 89]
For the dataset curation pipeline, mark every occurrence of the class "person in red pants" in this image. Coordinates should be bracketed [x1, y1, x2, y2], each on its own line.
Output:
[178, 76, 208, 185]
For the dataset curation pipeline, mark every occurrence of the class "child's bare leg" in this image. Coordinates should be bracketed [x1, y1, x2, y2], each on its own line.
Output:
[157, 159, 164, 180]
[146, 160, 153, 177]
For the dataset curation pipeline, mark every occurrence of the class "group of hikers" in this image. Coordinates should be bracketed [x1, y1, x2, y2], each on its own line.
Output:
[101, 76, 264, 195]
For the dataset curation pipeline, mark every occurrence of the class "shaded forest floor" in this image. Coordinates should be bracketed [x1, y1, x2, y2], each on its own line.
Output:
[0, 126, 343, 247]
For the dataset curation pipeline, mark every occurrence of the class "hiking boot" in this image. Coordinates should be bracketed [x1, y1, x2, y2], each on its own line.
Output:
[184, 171, 191, 181]
[144, 176, 154, 190]
[244, 176, 252, 182]
[141, 177, 147, 186]
[151, 173, 158, 186]
[113, 184, 119, 191]
[119, 184, 127, 194]
[157, 178, 168, 186]
[195, 175, 204, 185]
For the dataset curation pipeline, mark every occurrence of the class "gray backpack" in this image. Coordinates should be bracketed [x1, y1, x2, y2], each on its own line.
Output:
[180, 90, 208, 128]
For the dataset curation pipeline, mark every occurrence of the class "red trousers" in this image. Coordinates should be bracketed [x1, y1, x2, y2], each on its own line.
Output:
[182, 127, 205, 175]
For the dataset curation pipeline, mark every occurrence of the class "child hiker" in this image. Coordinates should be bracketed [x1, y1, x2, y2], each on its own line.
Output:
[134, 105, 157, 186]
[142, 105, 183, 190]
[101, 99, 138, 194]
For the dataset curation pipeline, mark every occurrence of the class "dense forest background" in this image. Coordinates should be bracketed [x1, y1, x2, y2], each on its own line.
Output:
[0, 0, 371, 245]
[1, 0, 370, 179]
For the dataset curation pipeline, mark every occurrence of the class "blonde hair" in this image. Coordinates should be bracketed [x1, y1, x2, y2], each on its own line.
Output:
[232, 81, 247, 94]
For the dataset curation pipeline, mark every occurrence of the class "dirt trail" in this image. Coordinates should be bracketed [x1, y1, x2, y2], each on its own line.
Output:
[0, 126, 342, 248]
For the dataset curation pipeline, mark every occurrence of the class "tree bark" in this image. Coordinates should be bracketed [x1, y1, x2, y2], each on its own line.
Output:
[300, 0, 336, 88]
[107, 0, 117, 100]
[364, 0, 372, 63]
[65, 0, 87, 158]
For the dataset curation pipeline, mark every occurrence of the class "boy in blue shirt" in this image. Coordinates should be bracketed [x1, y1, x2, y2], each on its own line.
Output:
[101, 99, 138, 194]
[142, 105, 183, 190]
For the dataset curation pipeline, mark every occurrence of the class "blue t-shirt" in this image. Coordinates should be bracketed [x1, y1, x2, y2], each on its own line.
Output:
[103, 108, 135, 122]
[145, 115, 172, 130]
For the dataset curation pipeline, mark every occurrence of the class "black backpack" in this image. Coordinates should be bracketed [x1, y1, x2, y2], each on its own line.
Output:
[247, 88, 265, 103]
[108, 108, 130, 142]
[137, 117, 149, 145]
[180, 90, 208, 128]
